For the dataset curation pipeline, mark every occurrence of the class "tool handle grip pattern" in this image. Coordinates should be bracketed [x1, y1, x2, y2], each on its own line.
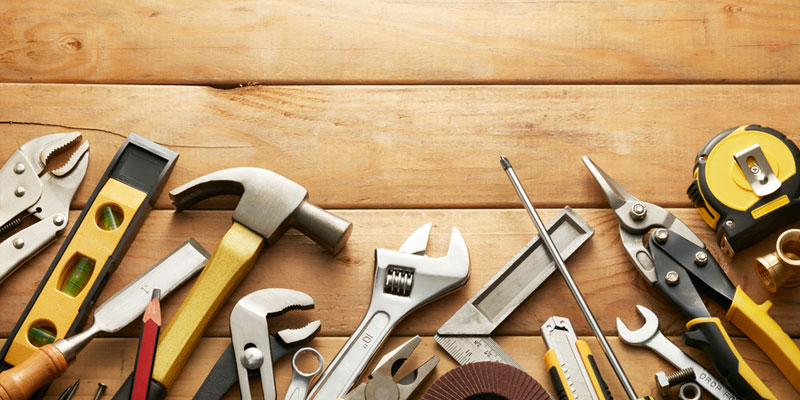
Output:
[575, 340, 612, 400]
[544, 348, 572, 400]
[683, 318, 774, 400]
[0, 345, 67, 400]
[727, 286, 800, 392]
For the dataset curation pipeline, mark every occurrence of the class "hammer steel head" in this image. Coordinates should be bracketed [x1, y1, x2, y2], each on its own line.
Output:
[169, 167, 352, 254]
[616, 305, 660, 346]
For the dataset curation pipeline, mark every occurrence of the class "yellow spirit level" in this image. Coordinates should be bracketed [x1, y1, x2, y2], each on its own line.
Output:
[0, 135, 177, 393]
[687, 125, 800, 257]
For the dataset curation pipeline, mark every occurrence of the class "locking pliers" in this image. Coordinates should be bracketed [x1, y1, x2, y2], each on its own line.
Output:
[0, 132, 89, 284]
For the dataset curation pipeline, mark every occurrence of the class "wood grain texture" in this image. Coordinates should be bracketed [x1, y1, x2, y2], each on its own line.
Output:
[1, 209, 797, 340]
[31, 336, 800, 399]
[2, 1, 800, 84]
[2, 84, 800, 209]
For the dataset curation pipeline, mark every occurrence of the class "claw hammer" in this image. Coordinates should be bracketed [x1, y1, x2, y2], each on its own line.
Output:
[112, 167, 353, 400]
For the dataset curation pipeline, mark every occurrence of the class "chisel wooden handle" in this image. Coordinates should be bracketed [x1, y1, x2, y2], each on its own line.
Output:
[0, 345, 67, 400]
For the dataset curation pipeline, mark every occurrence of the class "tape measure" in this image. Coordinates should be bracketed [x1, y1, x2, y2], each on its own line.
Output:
[687, 125, 800, 257]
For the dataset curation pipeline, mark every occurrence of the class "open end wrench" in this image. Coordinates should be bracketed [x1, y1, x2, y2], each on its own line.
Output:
[307, 223, 470, 400]
[616, 305, 740, 400]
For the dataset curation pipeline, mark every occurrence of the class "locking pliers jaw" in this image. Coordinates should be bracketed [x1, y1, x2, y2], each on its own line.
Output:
[0, 132, 89, 283]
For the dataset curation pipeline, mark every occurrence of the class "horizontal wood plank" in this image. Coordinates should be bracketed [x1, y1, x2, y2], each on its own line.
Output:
[1, 209, 797, 339]
[2, 1, 800, 84]
[33, 336, 800, 399]
[2, 84, 800, 209]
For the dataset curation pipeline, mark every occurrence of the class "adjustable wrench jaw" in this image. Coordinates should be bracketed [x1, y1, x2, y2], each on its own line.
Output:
[230, 289, 315, 400]
[308, 225, 470, 400]
[169, 167, 352, 254]
[372, 225, 470, 313]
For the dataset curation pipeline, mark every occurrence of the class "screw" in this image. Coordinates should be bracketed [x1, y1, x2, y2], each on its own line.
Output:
[13, 163, 25, 174]
[629, 202, 647, 220]
[725, 220, 735, 228]
[12, 238, 24, 249]
[665, 271, 680, 285]
[53, 214, 65, 227]
[654, 228, 669, 243]
[14, 186, 25, 197]
[693, 251, 708, 266]
[655, 368, 695, 397]
[240, 347, 264, 369]
[93, 382, 107, 400]
[751, 165, 761, 175]
[698, 155, 707, 164]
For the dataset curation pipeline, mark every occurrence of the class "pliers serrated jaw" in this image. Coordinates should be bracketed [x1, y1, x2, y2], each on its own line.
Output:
[342, 336, 438, 400]
[0, 132, 89, 284]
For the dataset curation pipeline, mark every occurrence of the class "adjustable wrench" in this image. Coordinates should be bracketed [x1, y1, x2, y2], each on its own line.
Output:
[308, 223, 470, 400]
[616, 305, 740, 400]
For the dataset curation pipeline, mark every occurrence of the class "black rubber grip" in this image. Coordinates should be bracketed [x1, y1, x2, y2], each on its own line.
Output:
[586, 354, 613, 400]
[683, 320, 768, 400]
[548, 366, 570, 400]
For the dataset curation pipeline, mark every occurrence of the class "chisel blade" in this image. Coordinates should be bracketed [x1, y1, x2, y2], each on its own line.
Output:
[91, 239, 209, 334]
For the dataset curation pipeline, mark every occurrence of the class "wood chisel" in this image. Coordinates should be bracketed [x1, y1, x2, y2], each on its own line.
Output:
[0, 239, 209, 400]
[0, 134, 178, 396]
[543, 316, 612, 400]
[434, 207, 593, 368]
[687, 124, 800, 257]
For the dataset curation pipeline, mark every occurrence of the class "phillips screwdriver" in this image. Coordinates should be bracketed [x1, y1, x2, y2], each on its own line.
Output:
[501, 155, 654, 400]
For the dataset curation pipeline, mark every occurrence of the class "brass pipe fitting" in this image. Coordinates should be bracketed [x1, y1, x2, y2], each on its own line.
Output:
[755, 229, 800, 292]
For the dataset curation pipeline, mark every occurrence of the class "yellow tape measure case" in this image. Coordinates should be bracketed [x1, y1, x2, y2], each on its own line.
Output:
[687, 125, 800, 257]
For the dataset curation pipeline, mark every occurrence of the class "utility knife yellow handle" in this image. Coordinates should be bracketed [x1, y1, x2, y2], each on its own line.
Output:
[152, 222, 265, 389]
[544, 348, 574, 400]
[727, 286, 800, 392]
[574, 340, 612, 400]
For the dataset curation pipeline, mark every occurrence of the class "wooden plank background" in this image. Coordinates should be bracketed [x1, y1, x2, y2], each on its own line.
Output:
[1, 1, 799, 399]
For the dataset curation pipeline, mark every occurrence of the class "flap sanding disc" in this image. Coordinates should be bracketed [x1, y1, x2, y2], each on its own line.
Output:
[422, 362, 550, 400]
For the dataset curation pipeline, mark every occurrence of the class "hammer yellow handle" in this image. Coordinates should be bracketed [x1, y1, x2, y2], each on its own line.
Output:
[152, 222, 265, 389]
[0, 345, 67, 400]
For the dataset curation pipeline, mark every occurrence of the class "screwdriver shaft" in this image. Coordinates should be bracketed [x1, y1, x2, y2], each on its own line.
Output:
[501, 155, 640, 400]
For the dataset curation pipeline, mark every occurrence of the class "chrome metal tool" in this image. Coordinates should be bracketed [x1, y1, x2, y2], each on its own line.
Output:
[308, 223, 470, 399]
[341, 336, 438, 400]
[502, 155, 653, 400]
[0, 132, 89, 284]
[617, 305, 740, 400]
[435, 207, 593, 367]
[230, 289, 319, 400]
[194, 319, 321, 400]
[285, 348, 324, 400]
